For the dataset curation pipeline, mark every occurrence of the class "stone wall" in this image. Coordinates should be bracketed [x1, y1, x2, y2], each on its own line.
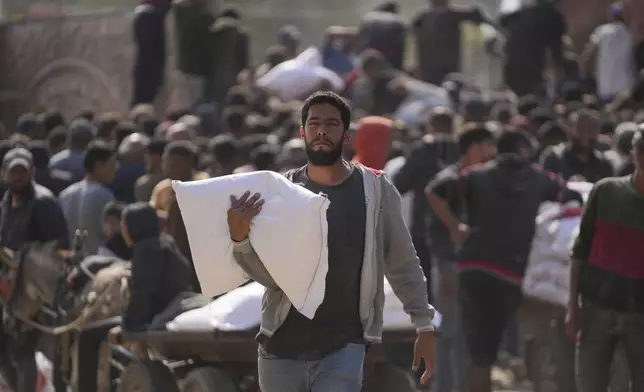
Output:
[0, 0, 614, 127]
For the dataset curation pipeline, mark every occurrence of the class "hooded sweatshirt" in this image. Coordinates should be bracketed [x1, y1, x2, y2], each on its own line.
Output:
[351, 116, 393, 170]
[438, 155, 570, 284]
[122, 202, 194, 331]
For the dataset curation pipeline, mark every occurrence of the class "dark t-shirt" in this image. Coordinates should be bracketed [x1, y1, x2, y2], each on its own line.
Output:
[501, 3, 566, 95]
[261, 165, 366, 359]
[426, 163, 464, 261]
[539, 144, 614, 183]
[428, 156, 565, 279]
[412, 6, 483, 84]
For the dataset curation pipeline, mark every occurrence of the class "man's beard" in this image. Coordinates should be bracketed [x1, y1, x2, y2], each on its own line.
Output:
[304, 139, 344, 166]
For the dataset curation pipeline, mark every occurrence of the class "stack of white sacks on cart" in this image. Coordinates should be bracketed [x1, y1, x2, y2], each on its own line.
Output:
[168, 171, 441, 332]
[522, 181, 593, 307]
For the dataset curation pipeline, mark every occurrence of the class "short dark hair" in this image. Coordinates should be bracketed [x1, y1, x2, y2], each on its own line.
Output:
[251, 144, 279, 171]
[458, 125, 495, 155]
[496, 130, 533, 155]
[75, 109, 95, 122]
[96, 112, 122, 140]
[220, 6, 241, 19]
[103, 200, 127, 221]
[114, 121, 136, 148]
[47, 126, 68, 152]
[140, 118, 159, 138]
[83, 141, 114, 173]
[165, 140, 199, 166]
[301, 91, 351, 130]
[17, 113, 39, 135]
[376, 1, 399, 13]
[428, 107, 454, 134]
[537, 121, 566, 142]
[27, 140, 51, 168]
[491, 103, 514, 124]
[146, 138, 168, 157]
[40, 111, 65, 133]
[517, 95, 540, 116]
[225, 87, 250, 107]
[208, 134, 239, 165]
[223, 108, 247, 131]
[462, 97, 488, 123]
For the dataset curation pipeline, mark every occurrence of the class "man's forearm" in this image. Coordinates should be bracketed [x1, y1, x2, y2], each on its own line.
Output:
[568, 257, 583, 307]
[426, 191, 461, 232]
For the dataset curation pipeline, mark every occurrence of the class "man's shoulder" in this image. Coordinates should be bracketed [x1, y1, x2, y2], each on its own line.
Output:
[460, 162, 488, 177]
[33, 183, 56, 200]
[435, 163, 460, 180]
[49, 150, 69, 165]
[59, 181, 81, 199]
[594, 175, 629, 192]
[136, 173, 150, 185]
[152, 178, 172, 192]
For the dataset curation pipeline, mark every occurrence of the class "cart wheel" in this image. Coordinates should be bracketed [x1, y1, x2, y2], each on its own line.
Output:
[182, 367, 238, 392]
[363, 363, 416, 392]
[118, 360, 180, 392]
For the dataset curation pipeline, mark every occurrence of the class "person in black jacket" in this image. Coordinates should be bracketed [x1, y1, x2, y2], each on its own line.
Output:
[426, 131, 580, 392]
[393, 107, 459, 302]
[121, 202, 194, 331]
[27, 140, 73, 196]
[132, 0, 172, 106]
[74, 203, 195, 390]
[357, 2, 406, 70]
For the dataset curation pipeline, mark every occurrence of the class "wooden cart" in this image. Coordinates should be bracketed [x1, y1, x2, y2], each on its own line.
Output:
[106, 328, 420, 392]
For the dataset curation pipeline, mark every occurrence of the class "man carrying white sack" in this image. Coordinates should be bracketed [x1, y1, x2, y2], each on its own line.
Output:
[227, 90, 436, 392]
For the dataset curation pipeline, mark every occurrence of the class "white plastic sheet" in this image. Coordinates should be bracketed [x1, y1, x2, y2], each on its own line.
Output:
[173, 171, 330, 319]
[522, 182, 592, 307]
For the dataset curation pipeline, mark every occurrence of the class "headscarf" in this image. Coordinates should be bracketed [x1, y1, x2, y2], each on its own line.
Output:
[123, 202, 161, 244]
[351, 116, 393, 170]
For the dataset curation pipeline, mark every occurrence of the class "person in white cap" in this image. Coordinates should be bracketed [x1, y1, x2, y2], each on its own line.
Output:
[0, 147, 69, 252]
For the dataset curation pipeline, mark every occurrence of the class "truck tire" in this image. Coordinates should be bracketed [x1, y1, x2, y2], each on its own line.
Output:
[182, 367, 238, 392]
[118, 360, 180, 392]
[363, 363, 416, 392]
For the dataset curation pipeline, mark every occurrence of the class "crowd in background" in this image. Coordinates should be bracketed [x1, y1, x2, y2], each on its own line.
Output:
[0, 0, 643, 391]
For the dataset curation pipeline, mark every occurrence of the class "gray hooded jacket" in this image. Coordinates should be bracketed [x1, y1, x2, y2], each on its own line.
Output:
[232, 164, 435, 343]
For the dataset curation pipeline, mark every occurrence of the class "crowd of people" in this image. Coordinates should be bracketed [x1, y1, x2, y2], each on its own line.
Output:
[0, 0, 643, 391]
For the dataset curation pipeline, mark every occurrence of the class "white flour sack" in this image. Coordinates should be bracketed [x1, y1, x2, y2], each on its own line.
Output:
[172, 171, 330, 318]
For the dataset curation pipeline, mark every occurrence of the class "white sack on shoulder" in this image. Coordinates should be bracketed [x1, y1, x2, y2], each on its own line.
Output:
[172, 171, 330, 319]
[167, 280, 442, 332]
[257, 47, 345, 101]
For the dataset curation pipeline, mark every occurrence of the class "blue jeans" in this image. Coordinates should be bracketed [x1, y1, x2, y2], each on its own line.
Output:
[258, 343, 366, 392]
